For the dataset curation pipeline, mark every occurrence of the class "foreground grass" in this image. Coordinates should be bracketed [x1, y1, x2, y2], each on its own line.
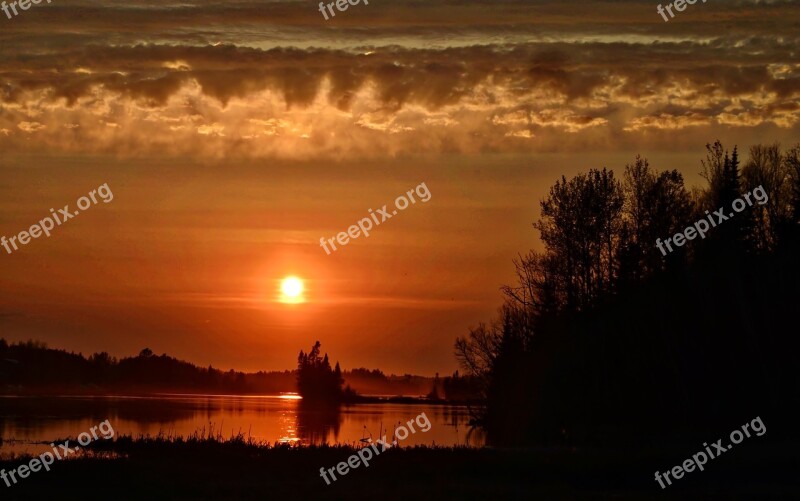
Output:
[1, 433, 798, 500]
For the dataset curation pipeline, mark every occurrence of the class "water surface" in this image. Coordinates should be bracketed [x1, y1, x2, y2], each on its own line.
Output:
[0, 395, 484, 455]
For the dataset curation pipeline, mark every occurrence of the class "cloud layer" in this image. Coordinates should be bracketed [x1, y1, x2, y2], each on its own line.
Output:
[1, 0, 798, 159]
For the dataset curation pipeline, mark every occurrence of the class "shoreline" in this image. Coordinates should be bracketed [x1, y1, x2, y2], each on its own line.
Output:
[0, 390, 480, 406]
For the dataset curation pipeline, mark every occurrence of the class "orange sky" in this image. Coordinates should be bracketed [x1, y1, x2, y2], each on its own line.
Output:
[0, 0, 798, 373]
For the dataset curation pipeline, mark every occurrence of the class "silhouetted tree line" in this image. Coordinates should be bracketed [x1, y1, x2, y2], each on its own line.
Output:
[0, 342, 295, 394]
[340, 367, 480, 398]
[296, 341, 350, 404]
[456, 141, 800, 446]
[441, 370, 483, 403]
[348, 367, 389, 381]
[0, 339, 457, 400]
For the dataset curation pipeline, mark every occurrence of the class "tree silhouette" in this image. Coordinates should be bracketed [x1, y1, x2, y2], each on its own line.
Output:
[457, 140, 800, 446]
[296, 341, 344, 404]
[742, 143, 796, 251]
[619, 158, 693, 283]
[533, 168, 625, 311]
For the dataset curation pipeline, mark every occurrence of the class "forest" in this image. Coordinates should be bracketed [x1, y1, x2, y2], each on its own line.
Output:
[456, 141, 800, 446]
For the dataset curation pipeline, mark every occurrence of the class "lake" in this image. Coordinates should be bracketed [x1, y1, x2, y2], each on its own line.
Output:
[0, 395, 485, 455]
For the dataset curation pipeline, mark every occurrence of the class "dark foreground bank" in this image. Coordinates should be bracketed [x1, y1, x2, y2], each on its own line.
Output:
[1, 435, 799, 500]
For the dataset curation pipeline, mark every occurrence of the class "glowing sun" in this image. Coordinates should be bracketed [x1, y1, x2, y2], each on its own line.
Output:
[280, 276, 305, 304]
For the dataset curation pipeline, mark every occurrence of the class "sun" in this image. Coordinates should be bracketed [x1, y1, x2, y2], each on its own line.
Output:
[279, 276, 305, 304]
[282, 277, 303, 297]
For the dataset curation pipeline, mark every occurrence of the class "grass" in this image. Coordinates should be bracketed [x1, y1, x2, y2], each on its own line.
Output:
[1, 431, 798, 500]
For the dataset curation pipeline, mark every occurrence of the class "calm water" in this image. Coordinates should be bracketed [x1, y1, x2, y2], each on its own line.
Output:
[0, 395, 485, 455]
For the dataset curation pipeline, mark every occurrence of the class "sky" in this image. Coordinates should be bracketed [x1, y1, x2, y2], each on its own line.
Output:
[0, 0, 798, 374]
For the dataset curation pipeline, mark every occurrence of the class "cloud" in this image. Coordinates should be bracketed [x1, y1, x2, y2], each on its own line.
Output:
[0, 0, 797, 158]
[624, 113, 712, 131]
[197, 123, 226, 136]
[17, 121, 46, 133]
